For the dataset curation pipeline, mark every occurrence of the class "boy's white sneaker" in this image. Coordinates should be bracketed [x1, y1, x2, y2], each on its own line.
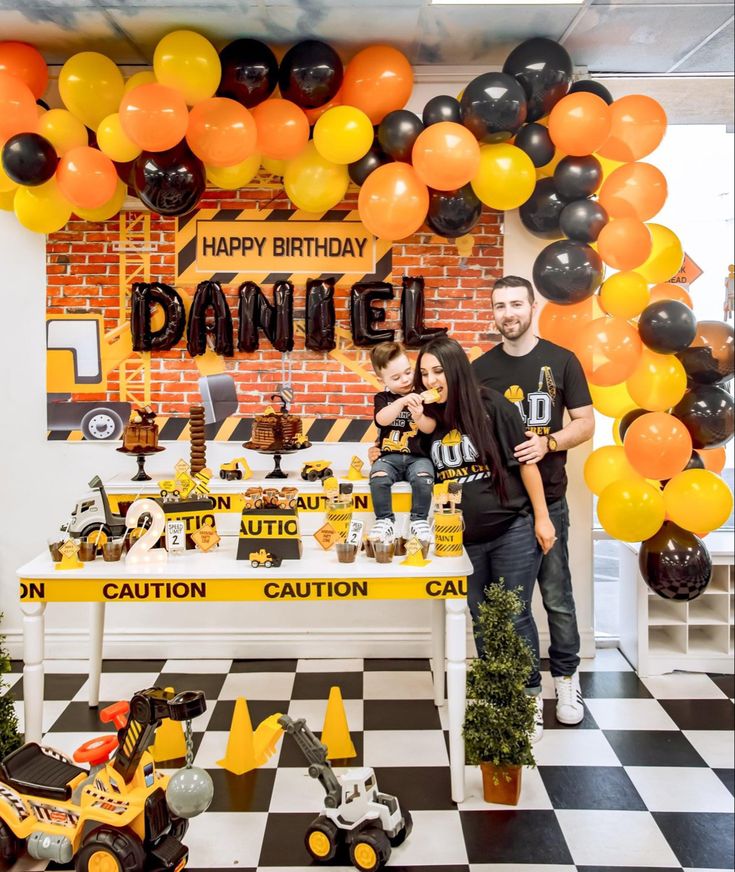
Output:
[369, 518, 395, 544]
[554, 673, 584, 725]
[408, 519, 432, 541]
[532, 695, 544, 744]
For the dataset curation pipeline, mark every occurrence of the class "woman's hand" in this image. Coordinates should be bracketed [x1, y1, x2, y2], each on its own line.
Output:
[535, 515, 557, 555]
[405, 393, 424, 419]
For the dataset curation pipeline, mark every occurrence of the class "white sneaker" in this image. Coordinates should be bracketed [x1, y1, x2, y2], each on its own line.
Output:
[554, 674, 584, 725]
[369, 518, 395, 544]
[409, 519, 432, 541]
[531, 695, 544, 744]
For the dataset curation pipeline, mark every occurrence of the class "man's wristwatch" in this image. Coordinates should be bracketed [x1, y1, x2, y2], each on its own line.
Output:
[545, 434, 558, 452]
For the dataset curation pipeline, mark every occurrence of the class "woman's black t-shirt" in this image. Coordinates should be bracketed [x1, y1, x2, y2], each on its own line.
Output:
[428, 390, 531, 544]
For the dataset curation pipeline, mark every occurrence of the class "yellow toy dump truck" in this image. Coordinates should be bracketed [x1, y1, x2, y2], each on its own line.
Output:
[301, 461, 334, 482]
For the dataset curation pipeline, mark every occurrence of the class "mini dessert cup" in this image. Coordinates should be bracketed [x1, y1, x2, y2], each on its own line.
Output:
[374, 542, 394, 564]
[78, 538, 97, 562]
[363, 539, 375, 559]
[102, 538, 125, 562]
[335, 542, 357, 564]
[47, 537, 63, 562]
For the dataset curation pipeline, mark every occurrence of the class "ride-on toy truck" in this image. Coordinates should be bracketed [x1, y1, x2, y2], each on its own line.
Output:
[249, 549, 283, 569]
[61, 475, 127, 546]
[0, 687, 207, 871]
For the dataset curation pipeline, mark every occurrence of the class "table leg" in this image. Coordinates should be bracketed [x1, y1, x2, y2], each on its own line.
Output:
[88, 602, 106, 707]
[20, 601, 46, 743]
[431, 600, 445, 706]
[445, 598, 467, 804]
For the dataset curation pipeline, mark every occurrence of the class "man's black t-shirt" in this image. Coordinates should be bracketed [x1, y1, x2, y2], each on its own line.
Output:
[472, 338, 592, 503]
[428, 390, 531, 543]
[374, 391, 428, 457]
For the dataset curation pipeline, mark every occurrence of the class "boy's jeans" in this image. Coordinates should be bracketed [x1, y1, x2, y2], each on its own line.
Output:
[370, 454, 434, 521]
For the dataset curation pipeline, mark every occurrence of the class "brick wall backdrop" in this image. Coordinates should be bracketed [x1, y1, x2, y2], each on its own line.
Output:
[46, 185, 503, 421]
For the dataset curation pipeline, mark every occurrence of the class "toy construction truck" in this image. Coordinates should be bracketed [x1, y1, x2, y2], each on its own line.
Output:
[0, 687, 207, 870]
[277, 714, 411, 871]
[61, 476, 127, 546]
[248, 548, 283, 569]
[219, 457, 252, 481]
[241, 487, 264, 510]
[301, 461, 334, 482]
[262, 487, 299, 509]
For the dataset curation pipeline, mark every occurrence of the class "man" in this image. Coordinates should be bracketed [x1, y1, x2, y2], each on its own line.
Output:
[472, 275, 594, 738]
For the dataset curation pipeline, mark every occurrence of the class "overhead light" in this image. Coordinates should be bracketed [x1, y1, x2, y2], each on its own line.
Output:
[432, 0, 584, 5]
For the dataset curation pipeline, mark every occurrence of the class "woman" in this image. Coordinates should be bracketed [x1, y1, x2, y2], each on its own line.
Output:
[416, 336, 555, 740]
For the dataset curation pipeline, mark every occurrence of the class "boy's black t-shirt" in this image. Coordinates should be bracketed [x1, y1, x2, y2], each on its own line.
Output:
[428, 390, 531, 543]
[374, 390, 428, 457]
[472, 338, 592, 503]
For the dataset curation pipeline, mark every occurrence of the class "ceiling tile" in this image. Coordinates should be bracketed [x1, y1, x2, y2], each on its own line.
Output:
[675, 18, 734, 72]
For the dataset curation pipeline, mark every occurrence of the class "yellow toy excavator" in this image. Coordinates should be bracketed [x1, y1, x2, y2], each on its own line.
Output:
[219, 457, 253, 481]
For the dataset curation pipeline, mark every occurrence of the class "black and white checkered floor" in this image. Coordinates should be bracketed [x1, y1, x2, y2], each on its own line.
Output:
[4, 650, 734, 872]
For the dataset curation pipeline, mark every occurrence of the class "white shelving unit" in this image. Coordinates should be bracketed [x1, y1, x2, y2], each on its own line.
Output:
[619, 531, 734, 676]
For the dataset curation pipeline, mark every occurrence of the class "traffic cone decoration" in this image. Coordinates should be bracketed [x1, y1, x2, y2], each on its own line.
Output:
[150, 687, 186, 763]
[218, 697, 256, 775]
[347, 456, 366, 480]
[321, 686, 356, 760]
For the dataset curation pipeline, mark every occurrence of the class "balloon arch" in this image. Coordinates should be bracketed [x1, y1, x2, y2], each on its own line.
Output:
[0, 34, 733, 587]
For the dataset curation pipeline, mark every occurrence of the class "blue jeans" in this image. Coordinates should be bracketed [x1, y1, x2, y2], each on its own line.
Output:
[466, 514, 543, 691]
[370, 454, 434, 521]
[539, 498, 580, 677]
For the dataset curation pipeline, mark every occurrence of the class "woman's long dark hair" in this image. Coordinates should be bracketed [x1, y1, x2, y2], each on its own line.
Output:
[416, 336, 509, 503]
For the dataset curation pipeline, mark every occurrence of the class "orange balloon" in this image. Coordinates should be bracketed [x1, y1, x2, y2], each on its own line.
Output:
[626, 348, 687, 411]
[598, 162, 667, 222]
[186, 97, 257, 167]
[0, 41, 48, 99]
[597, 95, 667, 162]
[411, 122, 480, 191]
[548, 93, 611, 157]
[536, 296, 602, 353]
[342, 45, 413, 125]
[304, 87, 343, 125]
[576, 316, 643, 387]
[252, 99, 309, 160]
[358, 161, 428, 241]
[119, 83, 188, 153]
[698, 447, 726, 474]
[597, 218, 652, 271]
[0, 71, 37, 142]
[56, 145, 118, 209]
[648, 282, 693, 309]
[624, 411, 693, 481]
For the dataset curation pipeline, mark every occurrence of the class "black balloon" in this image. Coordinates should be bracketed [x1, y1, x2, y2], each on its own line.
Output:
[427, 184, 482, 238]
[378, 110, 424, 162]
[1, 132, 57, 185]
[519, 178, 567, 239]
[187, 281, 234, 357]
[460, 72, 527, 143]
[133, 144, 205, 217]
[677, 320, 734, 385]
[278, 39, 343, 109]
[533, 239, 604, 305]
[639, 522, 712, 601]
[554, 155, 603, 200]
[131, 282, 186, 352]
[639, 299, 697, 354]
[514, 122, 555, 168]
[401, 276, 448, 348]
[672, 384, 734, 449]
[305, 277, 336, 352]
[348, 143, 392, 186]
[570, 79, 614, 105]
[350, 282, 395, 346]
[619, 408, 647, 442]
[503, 37, 572, 122]
[560, 199, 608, 243]
[218, 38, 278, 108]
[237, 280, 294, 353]
[661, 450, 706, 487]
[422, 95, 462, 127]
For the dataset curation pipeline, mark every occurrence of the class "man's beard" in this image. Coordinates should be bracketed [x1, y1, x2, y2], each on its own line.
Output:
[497, 315, 532, 340]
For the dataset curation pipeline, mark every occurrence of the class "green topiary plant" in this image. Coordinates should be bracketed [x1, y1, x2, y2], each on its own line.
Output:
[0, 613, 22, 760]
[463, 584, 536, 773]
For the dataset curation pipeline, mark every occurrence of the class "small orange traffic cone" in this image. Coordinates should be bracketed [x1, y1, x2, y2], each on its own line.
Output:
[321, 686, 356, 760]
[217, 697, 256, 775]
[151, 687, 186, 763]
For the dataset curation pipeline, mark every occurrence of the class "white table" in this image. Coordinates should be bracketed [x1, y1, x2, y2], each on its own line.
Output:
[17, 537, 472, 802]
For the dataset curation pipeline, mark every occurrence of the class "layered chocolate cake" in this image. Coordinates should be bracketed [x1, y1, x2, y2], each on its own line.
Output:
[122, 406, 159, 452]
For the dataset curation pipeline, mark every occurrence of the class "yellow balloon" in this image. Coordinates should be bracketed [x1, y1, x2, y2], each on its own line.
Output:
[124, 70, 156, 94]
[598, 477, 665, 542]
[261, 156, 287, 177]
[74, 179, 127, 222]
[636, 223, 684, 284]
[612, 417, 624, 445]
[584, 446, 642, 496]
[284, 142, 349, 213]
[471, 143, 535, 211]
[664, 469, 734, 534]
[37, 109, 88, 156]
[313, 106, 373, 165]
[153, 30, 221, 106]
[0, 162, 18, 194]
[97, 113, 142, 163]
[14, 179, 72, 234]
[589, 382, 637, 418]
[0, 189, 15, 211]
[206, 153, 261, 189]
[59, 52, 125, 130]
[626, 348, 687, 411]
[599, 271, 650, 319]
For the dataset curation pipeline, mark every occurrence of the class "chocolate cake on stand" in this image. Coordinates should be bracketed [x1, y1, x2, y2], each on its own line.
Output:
[117, 406, 165, 481]
[244, 394, 310, 479]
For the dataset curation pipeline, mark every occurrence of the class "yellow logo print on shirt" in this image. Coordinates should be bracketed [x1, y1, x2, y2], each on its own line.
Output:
[504, 385, 525, 404]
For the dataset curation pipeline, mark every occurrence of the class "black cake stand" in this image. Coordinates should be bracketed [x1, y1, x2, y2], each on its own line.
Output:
[116, 445, 166, 481]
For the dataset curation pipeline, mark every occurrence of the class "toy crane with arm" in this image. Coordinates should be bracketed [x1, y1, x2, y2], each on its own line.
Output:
[276, 714, 412, 872]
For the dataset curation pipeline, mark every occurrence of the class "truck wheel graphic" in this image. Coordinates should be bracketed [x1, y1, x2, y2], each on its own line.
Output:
[81, 408, 124, 441]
